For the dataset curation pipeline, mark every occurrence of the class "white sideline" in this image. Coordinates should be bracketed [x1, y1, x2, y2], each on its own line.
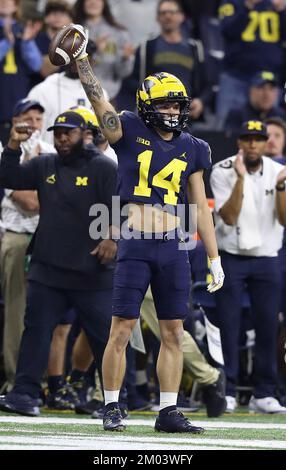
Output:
[0, 433, 285, 450]
[0, 415, 286, 430]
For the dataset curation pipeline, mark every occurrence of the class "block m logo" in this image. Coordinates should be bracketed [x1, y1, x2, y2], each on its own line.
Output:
[75, 176, 88, 186]
[247, 121, 262, 131]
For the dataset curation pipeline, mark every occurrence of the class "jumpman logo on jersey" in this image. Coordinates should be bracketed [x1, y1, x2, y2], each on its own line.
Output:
[178, 152, 187, 159]
[46, 174, 56, 184]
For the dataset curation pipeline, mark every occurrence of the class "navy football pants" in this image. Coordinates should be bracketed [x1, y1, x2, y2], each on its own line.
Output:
[112, 235, 191, 320]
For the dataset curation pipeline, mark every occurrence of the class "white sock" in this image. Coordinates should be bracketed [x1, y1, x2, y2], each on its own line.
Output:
[159, 392, 178, 411]
[104, 390, 120, 406]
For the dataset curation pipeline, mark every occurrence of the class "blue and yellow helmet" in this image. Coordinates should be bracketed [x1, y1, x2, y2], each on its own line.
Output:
[67, 106, 99, 130]
[136, 72, 190, 132]
[67, 106, 106, 145]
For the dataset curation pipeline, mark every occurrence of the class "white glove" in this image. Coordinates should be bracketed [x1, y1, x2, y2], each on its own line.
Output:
[207, 256, 225, 293]
[72, 24, 89, 61]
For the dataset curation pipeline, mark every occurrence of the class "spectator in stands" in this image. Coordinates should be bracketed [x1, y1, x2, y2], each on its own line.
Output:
[180, 0, 221, 37]
[0, 0, 43, 141]
[118, 0, 212, 120]
[216, 0, 286, 124]
[0, 98, 54, 391]
[226, 71, 286, 131]
[265, 116, 286, 162]
[108, 0, 159, 47]
[0, 110, 117, 416]
[28, 60, 108, 144]
[210, 120, 286, 413]
[34, 0, 74, 81]
[73, 0, 134, 103]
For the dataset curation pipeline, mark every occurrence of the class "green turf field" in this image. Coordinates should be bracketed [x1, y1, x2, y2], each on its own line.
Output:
[0, 409, 286, 450]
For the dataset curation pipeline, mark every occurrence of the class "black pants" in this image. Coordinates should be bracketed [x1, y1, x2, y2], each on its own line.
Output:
[215, 252, 281, 398]
[13, 281, 112, 398]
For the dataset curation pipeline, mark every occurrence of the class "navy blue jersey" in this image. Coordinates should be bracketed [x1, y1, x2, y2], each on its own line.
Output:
[219, 0, 286, 80]
[0, 21, 32, 121]
[111, 112, 211, 211]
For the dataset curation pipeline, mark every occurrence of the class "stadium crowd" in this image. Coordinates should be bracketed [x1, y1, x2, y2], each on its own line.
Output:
[0, 0, 286, 419]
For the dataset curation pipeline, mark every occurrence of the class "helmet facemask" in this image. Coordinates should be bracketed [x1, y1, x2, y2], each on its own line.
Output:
[142, 96, 190, 132]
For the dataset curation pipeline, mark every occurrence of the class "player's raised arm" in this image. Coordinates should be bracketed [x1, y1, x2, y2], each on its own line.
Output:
[49, 24, 122, 144]
[76, 54, 122, 144]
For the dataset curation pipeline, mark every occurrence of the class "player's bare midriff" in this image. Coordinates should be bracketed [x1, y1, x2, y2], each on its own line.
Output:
[127, 202, 180, 233]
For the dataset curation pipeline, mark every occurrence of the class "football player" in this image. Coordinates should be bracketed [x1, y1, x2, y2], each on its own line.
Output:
[74, 27, 225, 433]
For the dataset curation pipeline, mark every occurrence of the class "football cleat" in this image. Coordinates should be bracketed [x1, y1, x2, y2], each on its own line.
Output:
[155, 409, 205, 433]
[45, 384, 77, 410]
[103, 404, 126, 431]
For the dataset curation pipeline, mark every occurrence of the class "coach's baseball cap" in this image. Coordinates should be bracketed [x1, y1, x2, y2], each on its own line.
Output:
[47, 111, 87, 131]
[239, 120, 268, 140]
[250, 71, 278, 87]
[13, 99, 45, 117]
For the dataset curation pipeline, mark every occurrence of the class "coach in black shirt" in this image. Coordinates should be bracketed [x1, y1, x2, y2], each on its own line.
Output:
[0, 111, 118, 416]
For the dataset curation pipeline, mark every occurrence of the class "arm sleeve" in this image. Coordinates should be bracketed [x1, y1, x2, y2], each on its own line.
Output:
[210, 165, 233, 212]
[219, 0, 251, 39]
[20, 39, 43, 72]
[0, 147, 39, 190]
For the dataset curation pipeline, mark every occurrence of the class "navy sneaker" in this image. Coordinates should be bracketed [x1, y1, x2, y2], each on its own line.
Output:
[103, 403, 126, 431]
[202, 369, 227, 418]
[0, 392, 40, 417]
[155, 409, 205, 434]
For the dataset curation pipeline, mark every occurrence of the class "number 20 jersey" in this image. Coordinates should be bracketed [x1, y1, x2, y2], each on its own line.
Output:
[111, 111, 212, 209]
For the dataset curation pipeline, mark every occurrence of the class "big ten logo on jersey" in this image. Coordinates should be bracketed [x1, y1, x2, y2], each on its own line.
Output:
[136, 137, 151, 146]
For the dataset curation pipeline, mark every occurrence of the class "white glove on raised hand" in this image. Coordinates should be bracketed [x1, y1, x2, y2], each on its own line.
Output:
[73, 24, 89, 61]
[207, 256, 225, 293]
